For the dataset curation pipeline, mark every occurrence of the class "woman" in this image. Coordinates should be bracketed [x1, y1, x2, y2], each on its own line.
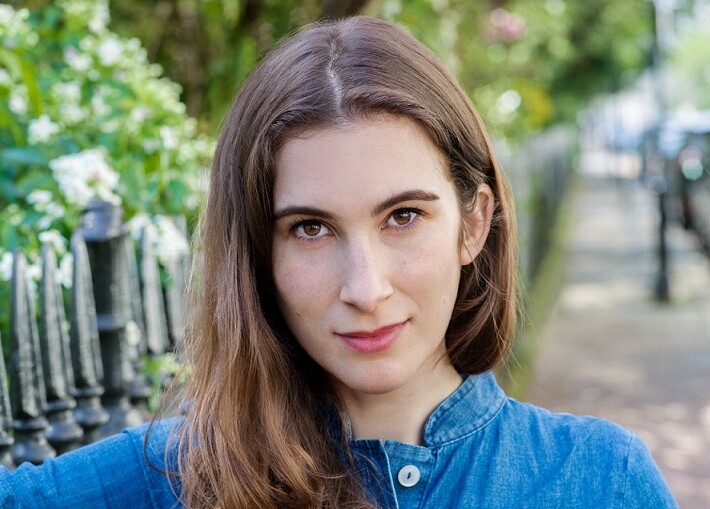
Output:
[1, 16, 677, 509]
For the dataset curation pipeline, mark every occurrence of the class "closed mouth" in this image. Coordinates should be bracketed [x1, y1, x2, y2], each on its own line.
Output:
[336, 321, 407, 353]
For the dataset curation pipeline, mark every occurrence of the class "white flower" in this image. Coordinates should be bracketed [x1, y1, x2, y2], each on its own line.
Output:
[0, 6, 33, 49]
[160, 126, 178, 150]
[0, 251, 12, 282]
[0, 5, 15, 25]
[125, 320, 141, 347]
[27, 189, 53, 206]
[53, 81, 82, 103]
[49, 148, 121, 207]
[0, 69, 11, 85]
[127, 213, 152, 240]
[496, 89, 521, 116]
[28, 114, 60, 144]
[97, 37, 124, 67]
[9, 93, 27, 115]
[45, 202, 65, 220]
[5, 204, 22, 225]
[64, 47, 92, 72]
[37, 214, 54, 230]
[154, 215, 189, 264]
[141, 139, 161, 153]
[99, 119, 120, 133]
[91, 93, 111, 117]
[39, 229, 68, 255]
[88, 3, 110, 33]
[58, 253, 73, 288]
[59, 103, 87, 124]
[34, 199, 65, 229]
[25, 262, 41, 284]
[130, 106, 152, 123]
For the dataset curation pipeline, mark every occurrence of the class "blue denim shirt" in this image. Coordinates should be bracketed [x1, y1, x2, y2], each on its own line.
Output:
[0, 372, 678, 508]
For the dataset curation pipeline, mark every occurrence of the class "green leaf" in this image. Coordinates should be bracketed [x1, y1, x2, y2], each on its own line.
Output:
[0, 48, 21, 78]
[14, 169, 54, 197]
[165, 179, 190, 214]
[19, 60, 43, 117]
[0, 148, 48, 167]
[0, 222, 21, 252]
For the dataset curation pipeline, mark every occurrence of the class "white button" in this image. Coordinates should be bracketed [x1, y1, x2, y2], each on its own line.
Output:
[397, 465, 421, 487]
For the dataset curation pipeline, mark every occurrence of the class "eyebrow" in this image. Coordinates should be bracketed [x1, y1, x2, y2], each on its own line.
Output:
[372, 190, 440, 215]
[273, 189, 440, 221]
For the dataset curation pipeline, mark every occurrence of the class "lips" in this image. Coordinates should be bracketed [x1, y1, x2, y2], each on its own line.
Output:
[336, 321, 407, 353]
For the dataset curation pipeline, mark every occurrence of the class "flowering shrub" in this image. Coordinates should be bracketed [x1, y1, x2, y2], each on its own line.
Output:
[0, 2, 211, 348]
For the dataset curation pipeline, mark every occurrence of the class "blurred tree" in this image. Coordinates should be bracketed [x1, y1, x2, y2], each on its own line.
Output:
[110, 0, 654, 138]
[108, 0, 375, 132]
[380, 0, 652, 138]
[668, 3, 710, 109]
[9, 0, 655, 139]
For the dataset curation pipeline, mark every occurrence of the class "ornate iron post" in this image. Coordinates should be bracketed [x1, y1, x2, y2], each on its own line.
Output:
[70, 233, 109, 444]
[9, 251, 55, 465]
[39, 244, 84, 453]
[163, 216, 188, 353]
[0, 330, 14, 468]
[79, 201, 143, 437]
[122, 235, 151, 411]
[139, 225, 169, 356]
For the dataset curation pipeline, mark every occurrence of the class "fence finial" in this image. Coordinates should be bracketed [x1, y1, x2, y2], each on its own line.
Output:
[80, 200, 144, 436]
[40, 244, 84, 453]
[70, 232, 109, 444]
[0, 330, 14, 468]
[122, 234, 151, 410]
[9, 250, 56, 465]
[139, 225, 169, 356]
[163, 216, 188, 352]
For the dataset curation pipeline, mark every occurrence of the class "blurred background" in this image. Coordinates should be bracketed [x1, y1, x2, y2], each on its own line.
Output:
[1, 0, 709, 505]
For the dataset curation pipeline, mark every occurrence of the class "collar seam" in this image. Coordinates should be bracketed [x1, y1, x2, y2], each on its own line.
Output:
[427, 396, 507, 449]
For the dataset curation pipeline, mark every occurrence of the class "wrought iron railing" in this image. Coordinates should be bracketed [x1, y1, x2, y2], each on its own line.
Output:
[0, 200, 187, 468]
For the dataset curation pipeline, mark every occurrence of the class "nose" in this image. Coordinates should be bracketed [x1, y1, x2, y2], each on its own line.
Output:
[339, 237, 393, 313]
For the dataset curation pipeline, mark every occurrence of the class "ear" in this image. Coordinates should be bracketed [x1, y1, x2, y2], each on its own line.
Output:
[459, 183, 495, 266]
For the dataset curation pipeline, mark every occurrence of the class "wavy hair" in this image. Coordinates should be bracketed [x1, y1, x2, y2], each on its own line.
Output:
[168, 16, 518, 508]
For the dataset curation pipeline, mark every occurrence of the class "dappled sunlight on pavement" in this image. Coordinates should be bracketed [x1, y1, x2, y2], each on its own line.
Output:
[524, 175, 710, 508]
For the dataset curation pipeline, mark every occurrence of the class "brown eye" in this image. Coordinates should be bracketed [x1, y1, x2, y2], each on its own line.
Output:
[386, 208, 422, 230]
[294, 221, 331, 240]
[390, 210, 414, 226]
[302, 223, 321, 236]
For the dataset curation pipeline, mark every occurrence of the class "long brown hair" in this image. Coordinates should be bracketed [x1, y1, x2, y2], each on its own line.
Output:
[169, 16, 518, 508]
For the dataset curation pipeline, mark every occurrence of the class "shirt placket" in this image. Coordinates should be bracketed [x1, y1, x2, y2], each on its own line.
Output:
[383, 441, 434, 509]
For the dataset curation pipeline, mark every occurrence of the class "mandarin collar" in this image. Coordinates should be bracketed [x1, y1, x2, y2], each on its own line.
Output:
[421, 371, 505, 447]
[331, 371, 506, 448]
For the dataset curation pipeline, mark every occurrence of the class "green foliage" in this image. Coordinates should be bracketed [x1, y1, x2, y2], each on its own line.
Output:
[95, 0, 654, 141]
[0, 1, 210, 347]
[669, 12, 710, 109]
[381, 0, 653, 139]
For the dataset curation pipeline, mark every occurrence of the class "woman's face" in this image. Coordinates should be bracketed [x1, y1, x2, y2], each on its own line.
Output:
[271, 116, 489, 400]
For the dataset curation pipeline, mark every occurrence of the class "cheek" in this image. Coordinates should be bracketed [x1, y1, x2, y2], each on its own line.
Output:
[398, 231, 462, 300]
[272, 248, 335, 320]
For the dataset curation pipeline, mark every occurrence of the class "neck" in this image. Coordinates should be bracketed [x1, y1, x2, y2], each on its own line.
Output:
[338, 362, 462, 445]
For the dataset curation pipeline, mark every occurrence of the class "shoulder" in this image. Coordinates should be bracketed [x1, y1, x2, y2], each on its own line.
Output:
[500, 398, 633, 455]
[487, 398, 678, 507]
[0, 418, 183, 509]
[123, 416, 183, 469]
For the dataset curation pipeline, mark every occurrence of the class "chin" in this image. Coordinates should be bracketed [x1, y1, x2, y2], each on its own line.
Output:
[336, 364, 412, 396]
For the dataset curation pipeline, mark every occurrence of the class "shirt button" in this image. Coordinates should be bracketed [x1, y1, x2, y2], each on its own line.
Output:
[397, 465, 421, 488]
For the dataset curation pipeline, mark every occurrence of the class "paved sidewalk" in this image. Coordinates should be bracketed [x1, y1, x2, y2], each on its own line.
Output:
[524, 175, 710, 508]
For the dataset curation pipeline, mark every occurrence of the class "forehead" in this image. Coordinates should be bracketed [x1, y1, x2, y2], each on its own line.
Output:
[272, 117, 451, 209]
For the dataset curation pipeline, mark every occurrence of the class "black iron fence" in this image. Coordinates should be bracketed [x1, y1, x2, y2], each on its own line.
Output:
[502, 125, 578, 286]
[0, 201, 187, 468]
